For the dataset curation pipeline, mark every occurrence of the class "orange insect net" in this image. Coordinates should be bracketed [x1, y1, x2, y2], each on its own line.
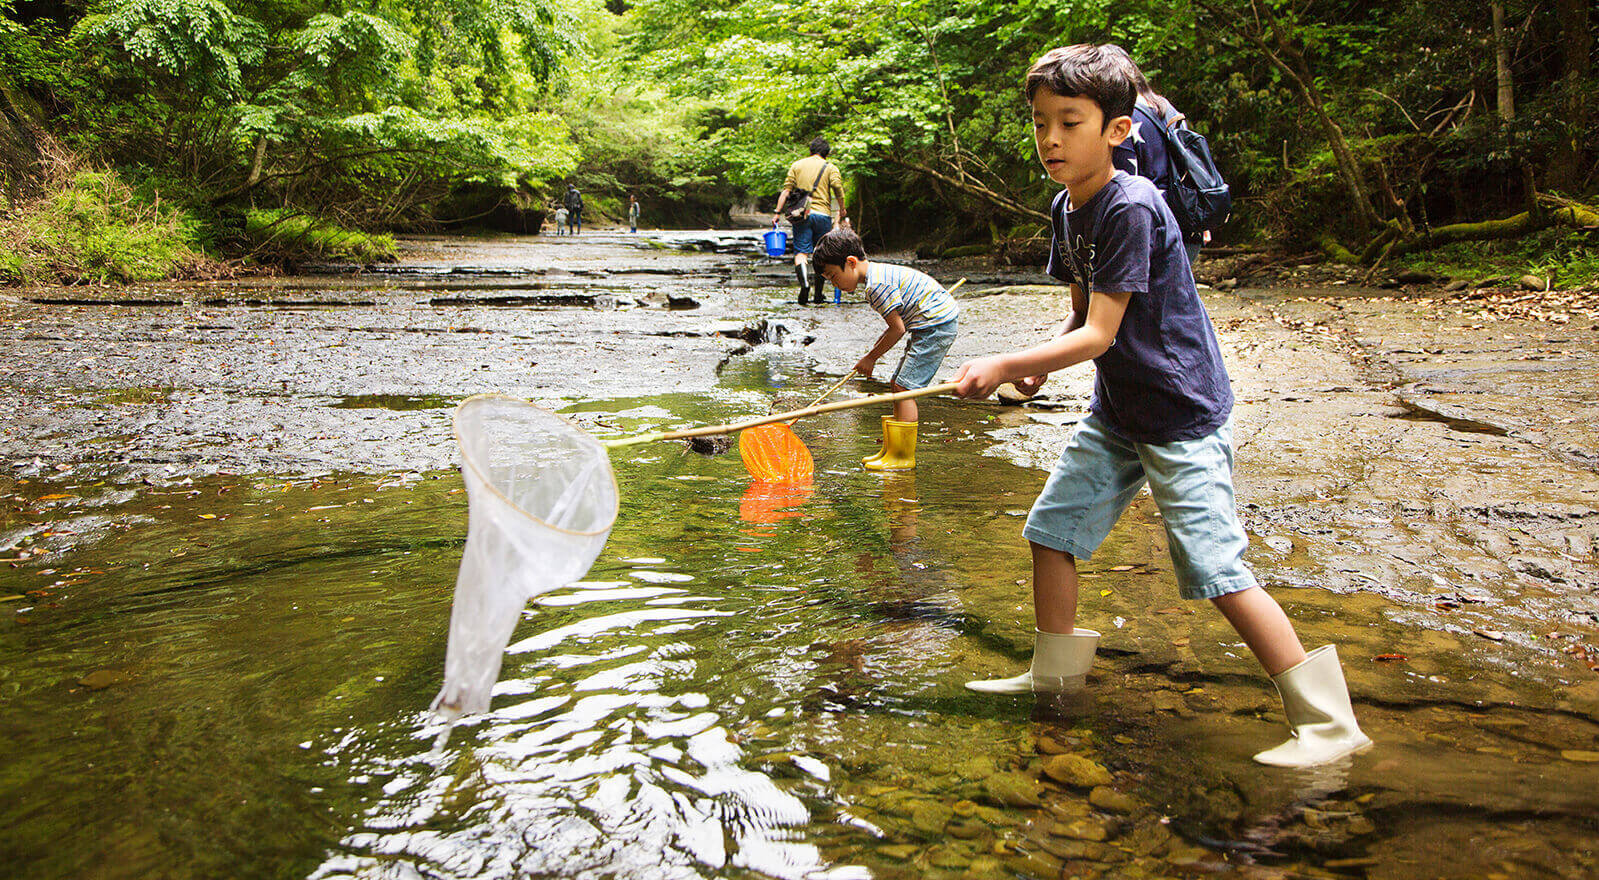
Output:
[738, 423, 814, 483]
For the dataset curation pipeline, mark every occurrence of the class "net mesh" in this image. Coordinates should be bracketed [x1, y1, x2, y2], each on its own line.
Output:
[431, 395, 619, 719]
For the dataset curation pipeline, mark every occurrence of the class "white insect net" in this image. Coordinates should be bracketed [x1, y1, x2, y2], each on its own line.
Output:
[431, 395, 619, 719]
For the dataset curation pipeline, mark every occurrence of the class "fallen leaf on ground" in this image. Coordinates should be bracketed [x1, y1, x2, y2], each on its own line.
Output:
[1109, 565, 1136, 571]
[1171, 637, 1191, 647]
[1474, 629, 1505, 641]
[1373, 654, 1408, 662]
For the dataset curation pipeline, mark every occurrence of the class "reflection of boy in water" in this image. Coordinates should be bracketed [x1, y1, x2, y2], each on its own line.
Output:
[814, 227, 959, 472]
[953, 44, 1370, 768]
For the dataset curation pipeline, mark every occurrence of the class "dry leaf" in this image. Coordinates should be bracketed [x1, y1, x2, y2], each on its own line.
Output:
[1109, 565, 1136, 571]
[1171, 637, 1191, 647]
[1474, 629, 1505, 641]
[1373, 653, 1408, 662]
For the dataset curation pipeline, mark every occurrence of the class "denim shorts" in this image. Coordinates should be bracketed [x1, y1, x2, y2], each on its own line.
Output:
[792, 212, 833, 255]
[1022, 414, 1256, 600]
[891, 317, 957, 389]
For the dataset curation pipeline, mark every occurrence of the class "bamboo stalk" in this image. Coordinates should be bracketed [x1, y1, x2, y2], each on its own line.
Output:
[792, 371, 857, 419]
[603, 382, 959, 448]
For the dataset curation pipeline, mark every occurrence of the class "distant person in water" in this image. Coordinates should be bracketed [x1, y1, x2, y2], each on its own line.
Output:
[774, 137, 848, 305]
[564, 184, 584, 234]
[553, 205, 568, 236]
[628, 194, 640, 232]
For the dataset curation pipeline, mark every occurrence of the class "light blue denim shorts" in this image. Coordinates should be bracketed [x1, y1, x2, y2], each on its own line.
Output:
[1022, 414, 1256, 600]
[891, 317, 957, 389]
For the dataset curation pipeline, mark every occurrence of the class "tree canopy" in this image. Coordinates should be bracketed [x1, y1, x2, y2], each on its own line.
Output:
[0, 0, 1593, 265]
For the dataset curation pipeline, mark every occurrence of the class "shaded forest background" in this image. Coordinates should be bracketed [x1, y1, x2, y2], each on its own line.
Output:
[0, 0, 1593, 282]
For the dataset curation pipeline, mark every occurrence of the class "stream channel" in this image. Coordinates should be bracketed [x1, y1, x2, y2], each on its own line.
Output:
[2, 229, 1597, 879]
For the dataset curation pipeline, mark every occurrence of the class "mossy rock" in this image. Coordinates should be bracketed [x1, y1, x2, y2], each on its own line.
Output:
[941, 243, 991, 258]
[1041, 753, 1112, 789]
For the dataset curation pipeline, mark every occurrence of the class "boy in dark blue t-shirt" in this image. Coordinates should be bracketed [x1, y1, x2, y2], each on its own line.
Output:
[953, 44, 1371, 768]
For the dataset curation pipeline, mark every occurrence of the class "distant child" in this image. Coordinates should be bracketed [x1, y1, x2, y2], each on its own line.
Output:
[554, 206, 569, 236]
[628, 194, 640, 233]
[952, 44, 1370, 768]
[813, 227, 959, 470]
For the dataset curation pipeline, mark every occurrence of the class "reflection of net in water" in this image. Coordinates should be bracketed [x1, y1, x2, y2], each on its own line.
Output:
[431, 396, 620, 719]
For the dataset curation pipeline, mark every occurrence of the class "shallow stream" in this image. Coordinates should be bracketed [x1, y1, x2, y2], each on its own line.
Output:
[2, 232, 1597, 879]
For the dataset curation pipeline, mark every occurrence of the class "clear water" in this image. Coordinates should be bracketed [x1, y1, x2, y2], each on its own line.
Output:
[3, 363, 1598, 879]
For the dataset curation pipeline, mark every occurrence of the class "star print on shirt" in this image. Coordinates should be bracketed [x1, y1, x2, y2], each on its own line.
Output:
[1128, 119, 1145, 146]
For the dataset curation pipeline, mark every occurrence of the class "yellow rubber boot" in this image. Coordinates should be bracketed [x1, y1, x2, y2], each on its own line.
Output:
[861, 416, 892, 467]
[864, 419, 917, 470]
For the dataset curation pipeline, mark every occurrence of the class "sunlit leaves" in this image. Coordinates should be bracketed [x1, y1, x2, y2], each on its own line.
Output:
[75, 0, 267, 99]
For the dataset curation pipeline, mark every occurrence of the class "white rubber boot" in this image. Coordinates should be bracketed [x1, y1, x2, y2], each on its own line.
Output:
[1253, 645, 1373, 767]
[966, 628, 1099, 694]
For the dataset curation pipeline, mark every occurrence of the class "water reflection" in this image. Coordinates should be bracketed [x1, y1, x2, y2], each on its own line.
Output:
[314, 563, 842, 880]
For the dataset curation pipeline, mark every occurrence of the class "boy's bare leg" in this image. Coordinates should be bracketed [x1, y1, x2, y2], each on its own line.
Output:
[1032, 542, 1079, 633]
[891, 384, 917, 423]
[1211, 587, 1307, 675]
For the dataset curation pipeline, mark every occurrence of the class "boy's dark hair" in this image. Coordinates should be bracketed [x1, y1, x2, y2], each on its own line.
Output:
[1024, 44, 1137, 128]
[809, 136, 830, 157]
[812, 227, 866, 271]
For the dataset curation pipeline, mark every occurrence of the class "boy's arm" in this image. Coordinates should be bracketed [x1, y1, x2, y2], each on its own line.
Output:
[855, 310, 908, 377]
[954, 287, 1130, 399]
[1013, 283, 1088, 393]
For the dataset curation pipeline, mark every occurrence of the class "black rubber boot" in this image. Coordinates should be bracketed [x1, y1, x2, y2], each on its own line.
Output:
[795, 263, 812, 304]
[811, 270, 826, 306]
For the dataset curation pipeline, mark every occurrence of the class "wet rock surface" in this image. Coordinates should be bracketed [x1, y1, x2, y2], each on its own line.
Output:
[2, 231, 1597, 880]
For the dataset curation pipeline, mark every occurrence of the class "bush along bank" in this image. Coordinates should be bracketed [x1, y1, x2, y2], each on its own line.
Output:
[0, 169, 405, 285]
[0, 170, 211, 284]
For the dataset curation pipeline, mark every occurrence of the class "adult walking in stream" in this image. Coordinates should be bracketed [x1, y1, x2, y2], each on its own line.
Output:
[564, 183, 584, 235]
[774, 136, 848, 305]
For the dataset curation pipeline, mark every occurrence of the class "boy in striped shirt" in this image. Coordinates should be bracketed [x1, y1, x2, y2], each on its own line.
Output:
[813, 227, 960, 470]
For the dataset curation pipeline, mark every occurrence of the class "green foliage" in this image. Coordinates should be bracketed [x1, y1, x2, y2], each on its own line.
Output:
[74, 0, 267, 100]
[1395, 228, 1599, 289]
[243, 208, 397, 263]
[0, 170, 206, 283]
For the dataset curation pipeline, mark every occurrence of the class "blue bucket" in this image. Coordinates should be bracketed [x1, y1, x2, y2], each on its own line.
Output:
[762, 229, 787, 257]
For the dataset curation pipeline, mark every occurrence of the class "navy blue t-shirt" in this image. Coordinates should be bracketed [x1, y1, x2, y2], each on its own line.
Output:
[1045, 172, 1233, 442]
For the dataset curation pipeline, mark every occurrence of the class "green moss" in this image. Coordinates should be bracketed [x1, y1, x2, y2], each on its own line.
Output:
[0, 170, 205, 283]
[242, 209, 397, 264]
[1393, 227, 1599, 288]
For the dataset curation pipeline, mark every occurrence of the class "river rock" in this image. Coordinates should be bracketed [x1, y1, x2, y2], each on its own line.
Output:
[1444, 278, 1470, 291]
[947, 818, 988, 840]
[911, 800, 954, 833]
[955, 756, 997, 779]
[877, 844, 919, 861]
[995, 382, 1036, 404]
[1040, 837, 1109, 861]
[1519, 274, 1547, 291]
[1088, 786, 1138, 813]
[77, 670, 130, 690]
[1041, 753, 1113, 788]
[1036, 732, 1073, 755]
[927, 845, 971, 868]
[982, 772, 1041, 808]
[1050, 817, 1111, 841]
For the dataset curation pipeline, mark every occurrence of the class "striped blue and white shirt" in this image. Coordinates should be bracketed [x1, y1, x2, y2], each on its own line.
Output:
[863, 262, 959, 330]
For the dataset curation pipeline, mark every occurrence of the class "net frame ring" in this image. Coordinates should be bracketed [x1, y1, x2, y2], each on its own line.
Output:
[452, 393, 621, 540]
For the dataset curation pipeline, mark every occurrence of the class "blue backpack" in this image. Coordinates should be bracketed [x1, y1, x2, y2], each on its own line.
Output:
[1154, 110, 1231, 235]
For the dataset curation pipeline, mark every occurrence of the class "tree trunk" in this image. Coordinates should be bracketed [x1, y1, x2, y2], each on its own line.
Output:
[1548, 0, 1593, 190]
[1492, 3, 1515, 121]
[1195, 0, 1388, 232]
